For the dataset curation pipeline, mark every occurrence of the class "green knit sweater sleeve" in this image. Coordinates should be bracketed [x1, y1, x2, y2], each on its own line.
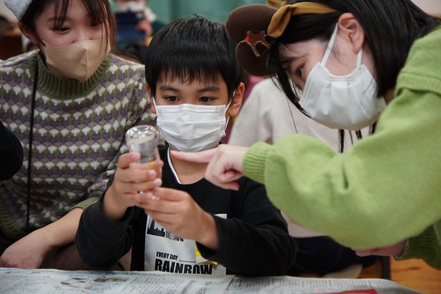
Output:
[243, 25, 441, 250]
[73, 197, 99, 210]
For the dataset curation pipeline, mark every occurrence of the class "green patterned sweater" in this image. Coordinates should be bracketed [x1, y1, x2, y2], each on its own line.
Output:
[0, 51, 155, 240]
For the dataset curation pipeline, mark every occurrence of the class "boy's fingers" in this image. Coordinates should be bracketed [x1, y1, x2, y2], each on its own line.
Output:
[150, 187, 179, 201]
[170, 149, 216, 163]
[118, 152, 141, 168]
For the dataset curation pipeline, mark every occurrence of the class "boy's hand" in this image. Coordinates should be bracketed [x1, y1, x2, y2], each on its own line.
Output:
[139, 187, 219, 250]
[103, 152, 163, 221]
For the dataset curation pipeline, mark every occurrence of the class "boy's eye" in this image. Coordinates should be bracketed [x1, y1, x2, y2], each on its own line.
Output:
[296, 67, 303, 77]
[199, 96, 214, 103]
[164, 96, 179, 102]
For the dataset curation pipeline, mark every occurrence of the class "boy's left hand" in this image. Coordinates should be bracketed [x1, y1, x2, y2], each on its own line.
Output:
[138, 187, 219, 250]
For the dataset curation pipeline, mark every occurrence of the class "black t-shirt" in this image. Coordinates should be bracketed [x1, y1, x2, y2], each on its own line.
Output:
[77, 145, 297, 276]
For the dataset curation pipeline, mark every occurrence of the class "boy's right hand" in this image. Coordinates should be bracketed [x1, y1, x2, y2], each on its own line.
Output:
[103, 152, 163, 221]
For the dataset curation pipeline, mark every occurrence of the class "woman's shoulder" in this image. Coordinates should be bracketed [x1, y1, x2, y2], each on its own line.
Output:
[413, 24, 441, 49]
[0, 51, 36, 71]
[399, 24, 441, 81]
[108, 53, 145, 71]
[102, 53, 146, 84]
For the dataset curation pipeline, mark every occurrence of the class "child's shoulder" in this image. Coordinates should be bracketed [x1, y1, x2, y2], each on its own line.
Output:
[0, 50, 36, 71]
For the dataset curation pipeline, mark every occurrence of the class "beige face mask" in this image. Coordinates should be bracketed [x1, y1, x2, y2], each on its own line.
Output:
[43, 39, 110, 83]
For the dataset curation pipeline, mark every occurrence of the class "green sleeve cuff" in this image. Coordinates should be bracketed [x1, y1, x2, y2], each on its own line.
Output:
[243, 141, 272, 184]
[397, 225, 441, 270]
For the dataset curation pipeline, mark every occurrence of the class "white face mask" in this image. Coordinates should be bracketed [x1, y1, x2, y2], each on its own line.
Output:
[154, 102, 231, 152]
[299, 24, 386, 130]
[115, 1, 145, 13]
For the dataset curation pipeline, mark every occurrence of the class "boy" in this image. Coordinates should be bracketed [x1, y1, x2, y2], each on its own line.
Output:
[75, 16, 296, 276]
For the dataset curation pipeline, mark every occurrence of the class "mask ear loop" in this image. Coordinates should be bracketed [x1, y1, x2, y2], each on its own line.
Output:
[321, 24, 339, 66]
[30, 31, 46, 54]
[32, 31, 45, 46]
[224, 94, 235, 129]
[356, 47, 363, 67]
[322, 24, 363, 68]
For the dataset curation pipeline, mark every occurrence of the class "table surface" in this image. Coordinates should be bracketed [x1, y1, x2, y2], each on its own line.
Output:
[0, 268, 423, 294]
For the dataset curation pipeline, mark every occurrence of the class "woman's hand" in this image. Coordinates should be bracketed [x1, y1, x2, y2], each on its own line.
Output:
[171, 145, 248, 190]
[0, 208, 86, 269]
[353, 240, 407, 257]
[0, 229, 52, 268]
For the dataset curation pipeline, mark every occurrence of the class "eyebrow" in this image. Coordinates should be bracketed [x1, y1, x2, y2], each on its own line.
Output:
[47, 16, 69, 23]
[159, 85, 221, 93]
[279, 56, 299, 66]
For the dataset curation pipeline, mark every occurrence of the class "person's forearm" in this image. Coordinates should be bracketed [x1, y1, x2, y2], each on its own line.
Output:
[38, 208, 84, 249]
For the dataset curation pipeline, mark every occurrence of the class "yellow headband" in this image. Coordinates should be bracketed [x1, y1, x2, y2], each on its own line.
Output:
[267, 2, 337, 38]
[266, 0, 287, 7]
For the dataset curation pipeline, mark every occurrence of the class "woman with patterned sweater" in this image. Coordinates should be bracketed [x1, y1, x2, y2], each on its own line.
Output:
[0, 0, 154, 269]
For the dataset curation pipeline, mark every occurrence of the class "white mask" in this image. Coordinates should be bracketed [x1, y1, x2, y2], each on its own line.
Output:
[154, 102, 231, 152]
[300, 24, 386, 130]
[115, 1, 145, 13]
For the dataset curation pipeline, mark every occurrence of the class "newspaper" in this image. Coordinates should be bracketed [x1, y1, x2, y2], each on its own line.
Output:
[0, 268, 422, 294]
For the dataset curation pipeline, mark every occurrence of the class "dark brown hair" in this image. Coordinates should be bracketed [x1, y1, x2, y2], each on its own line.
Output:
[269, 0, 440, 151]
[20, 0, 115, 45]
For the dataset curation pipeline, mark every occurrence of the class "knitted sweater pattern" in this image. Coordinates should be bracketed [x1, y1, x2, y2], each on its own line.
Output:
[0, 51, 155, 239]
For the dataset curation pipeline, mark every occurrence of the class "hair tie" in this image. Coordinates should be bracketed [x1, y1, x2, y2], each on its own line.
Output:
[268, 3, 337, 38]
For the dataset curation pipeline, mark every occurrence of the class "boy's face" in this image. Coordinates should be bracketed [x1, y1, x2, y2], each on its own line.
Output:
[151, 74, 243, 119]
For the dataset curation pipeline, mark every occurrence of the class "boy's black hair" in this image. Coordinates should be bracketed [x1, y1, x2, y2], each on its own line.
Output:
[145, 15, 244, 99]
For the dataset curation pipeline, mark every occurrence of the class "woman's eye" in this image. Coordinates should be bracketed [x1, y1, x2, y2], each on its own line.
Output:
[296, 67, 303, 77]
[54, 27, 70, 32]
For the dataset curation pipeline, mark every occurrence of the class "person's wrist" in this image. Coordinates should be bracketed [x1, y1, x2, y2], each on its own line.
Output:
[394, 240, 408, 259]
[196, 213, 219, 250]
[34, 227, 58, 252]
[103, 187, 128, 221]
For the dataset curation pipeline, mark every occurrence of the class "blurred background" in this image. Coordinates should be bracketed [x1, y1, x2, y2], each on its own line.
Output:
[1, 0, 440, 24]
